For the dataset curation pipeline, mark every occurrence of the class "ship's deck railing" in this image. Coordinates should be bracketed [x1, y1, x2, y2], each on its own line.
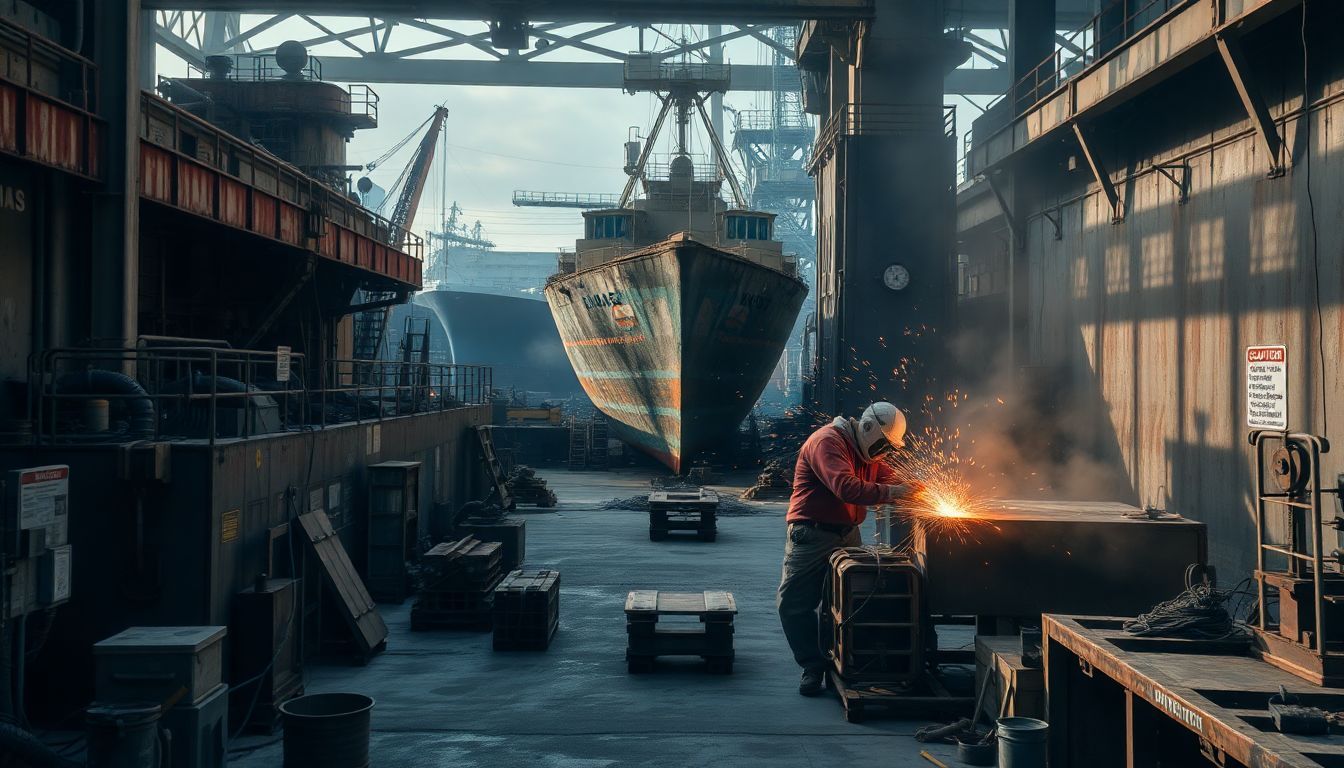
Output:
[995, 0, 1191, 117]
[27, 344, 490, 446]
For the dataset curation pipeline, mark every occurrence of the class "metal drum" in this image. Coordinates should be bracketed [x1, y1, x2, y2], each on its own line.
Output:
[280, 692, 375, 768]
[998, 716, 1048, 768]
[86, 702, 164, 768]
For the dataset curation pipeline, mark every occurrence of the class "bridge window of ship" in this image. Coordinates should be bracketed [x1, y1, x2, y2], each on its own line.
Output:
[725, 214, 771, 241]
[587, 214, 630, 240]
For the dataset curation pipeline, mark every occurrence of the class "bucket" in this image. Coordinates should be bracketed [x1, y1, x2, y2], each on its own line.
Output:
[998, 717, 1048, 768]
[280, 692, 375, 768]
[956, 735, 996, 766]
[85, 702, 164, 768]
[85, 399, 110, 432]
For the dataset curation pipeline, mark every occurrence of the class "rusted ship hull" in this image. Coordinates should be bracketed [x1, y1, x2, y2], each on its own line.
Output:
[544, 237, 807, 472]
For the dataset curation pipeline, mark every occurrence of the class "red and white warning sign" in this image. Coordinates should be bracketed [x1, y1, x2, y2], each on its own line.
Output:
[15, 465, 69, 530]
[1246, 345, 1287, 430]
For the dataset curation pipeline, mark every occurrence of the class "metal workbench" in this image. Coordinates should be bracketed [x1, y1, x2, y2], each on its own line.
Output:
[1044, 614, 1344, 768]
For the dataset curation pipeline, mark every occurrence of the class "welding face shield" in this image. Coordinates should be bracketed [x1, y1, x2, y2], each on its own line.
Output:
[856, 402, 907, 463]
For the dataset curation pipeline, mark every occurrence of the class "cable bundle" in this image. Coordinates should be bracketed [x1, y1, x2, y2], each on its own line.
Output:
[1123, 565, 1248, 640]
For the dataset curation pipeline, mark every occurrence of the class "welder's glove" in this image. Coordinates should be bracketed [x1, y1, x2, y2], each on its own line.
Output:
[882, 481, 924, 503]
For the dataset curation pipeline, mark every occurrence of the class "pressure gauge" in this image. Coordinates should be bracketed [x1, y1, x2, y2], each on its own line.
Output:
[882, 264, 911, 291]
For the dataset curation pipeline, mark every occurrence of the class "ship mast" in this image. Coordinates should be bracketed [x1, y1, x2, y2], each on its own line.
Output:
[617, 56, 747, 209]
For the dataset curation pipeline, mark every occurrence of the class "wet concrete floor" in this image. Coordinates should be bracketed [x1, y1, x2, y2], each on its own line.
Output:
[233, 469, 969, 767]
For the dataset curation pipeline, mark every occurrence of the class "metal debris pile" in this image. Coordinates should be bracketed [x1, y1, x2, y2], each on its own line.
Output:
[741, 458, 795, 500]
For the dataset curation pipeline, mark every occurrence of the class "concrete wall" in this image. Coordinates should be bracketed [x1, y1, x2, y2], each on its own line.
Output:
[963, 10, 1344, 578]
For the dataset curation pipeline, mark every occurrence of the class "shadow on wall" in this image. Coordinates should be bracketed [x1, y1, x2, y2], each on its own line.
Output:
[944, 321, 1137, 504]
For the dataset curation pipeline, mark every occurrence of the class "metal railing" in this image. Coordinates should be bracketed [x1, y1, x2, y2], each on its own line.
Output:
[811, 103, 956, 171]
[140, 92, 422, 263]
[645, 154, 722, 182]
[734, 110, 811, 133]
[623, 59, 731, 90]
[512, 190, 621, 209]
[998, 0, 1192, 116]
[0, 15, 98, 113]
[29, 345, 490, 445]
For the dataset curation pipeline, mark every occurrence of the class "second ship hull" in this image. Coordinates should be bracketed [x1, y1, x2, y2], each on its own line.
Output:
[544, 236, 807, 472]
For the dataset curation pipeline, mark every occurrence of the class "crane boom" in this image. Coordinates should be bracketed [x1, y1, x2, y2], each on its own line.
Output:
[387, 105, 449, 243]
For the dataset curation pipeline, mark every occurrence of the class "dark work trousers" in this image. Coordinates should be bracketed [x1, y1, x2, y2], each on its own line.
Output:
[776, 521, 862, 671]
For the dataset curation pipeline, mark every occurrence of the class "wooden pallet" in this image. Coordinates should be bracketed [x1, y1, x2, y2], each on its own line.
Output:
[648, 489, 719, 542]
[625, 590, 736, 674]
[827, 669, 975, 723]
[493, 570, 561, 651]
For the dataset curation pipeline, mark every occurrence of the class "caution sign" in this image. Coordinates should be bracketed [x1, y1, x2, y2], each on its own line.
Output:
[15, 465, 69, 530]
[1246, 345, 1287, 430]
[276, 345, 292, 383]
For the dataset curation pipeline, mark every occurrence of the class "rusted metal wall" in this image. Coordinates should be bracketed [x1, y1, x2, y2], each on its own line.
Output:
[1011, 37, 1344, 578]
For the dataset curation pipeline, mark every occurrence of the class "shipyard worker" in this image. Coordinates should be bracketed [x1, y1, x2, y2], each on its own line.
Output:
[777, 401, 922, 697]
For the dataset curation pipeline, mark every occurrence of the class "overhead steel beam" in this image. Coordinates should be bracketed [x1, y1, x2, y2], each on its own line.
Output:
[313, 56, 1008, 94]
[141, 0, 876, 22]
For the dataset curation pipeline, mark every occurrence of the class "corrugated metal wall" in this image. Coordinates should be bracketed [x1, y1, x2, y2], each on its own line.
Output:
[1013, 36, 1344, 577]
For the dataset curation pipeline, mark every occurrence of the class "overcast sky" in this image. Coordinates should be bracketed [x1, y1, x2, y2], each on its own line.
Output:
[155, 16, 993, 252]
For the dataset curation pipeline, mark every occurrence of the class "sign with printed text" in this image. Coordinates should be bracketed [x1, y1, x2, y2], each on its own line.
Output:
[1246, 345, 1287, 430]
[15, 465, 69, 530]
[276, 346, 292, 383]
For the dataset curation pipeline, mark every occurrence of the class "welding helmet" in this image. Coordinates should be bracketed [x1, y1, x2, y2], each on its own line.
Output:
[856, 402, 907, 462]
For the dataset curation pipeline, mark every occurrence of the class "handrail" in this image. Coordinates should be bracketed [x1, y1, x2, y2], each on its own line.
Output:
[139, 91, 421, 262]
[810, 103, 956, 172]
[994, 0, 1193, 117]
[0, 15, 98, 114]
[29, 346, 490, 445]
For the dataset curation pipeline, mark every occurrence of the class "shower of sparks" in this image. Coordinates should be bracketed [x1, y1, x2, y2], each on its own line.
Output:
[883, 424, 995, 543]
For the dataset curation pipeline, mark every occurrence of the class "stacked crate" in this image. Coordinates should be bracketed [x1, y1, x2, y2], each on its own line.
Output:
[492, 570, 561, 651]
[411, 537, 504, 630]
[648, 489, 719, 542]
[458, 517, 526, 572]
[92, 627, 229, 768]
[828, 548, 925, 684]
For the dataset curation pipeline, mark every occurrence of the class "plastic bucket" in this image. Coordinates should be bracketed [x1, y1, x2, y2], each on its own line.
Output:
[998, 716, 1048, 768]
[86, 702, 163, 768]
[281, 692, 375, 768]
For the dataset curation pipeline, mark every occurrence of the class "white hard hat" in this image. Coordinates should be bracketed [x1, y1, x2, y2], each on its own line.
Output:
[856, 401, 907, 462]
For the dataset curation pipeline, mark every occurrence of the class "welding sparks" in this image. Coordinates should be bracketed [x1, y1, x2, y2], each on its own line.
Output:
[882, 425, 995, 543]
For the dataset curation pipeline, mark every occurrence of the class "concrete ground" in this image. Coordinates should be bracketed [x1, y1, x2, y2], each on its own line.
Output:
[232, 469, 970, 767]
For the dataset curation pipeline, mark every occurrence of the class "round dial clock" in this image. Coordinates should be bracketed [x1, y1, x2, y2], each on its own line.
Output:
[882, 263, 911, 291]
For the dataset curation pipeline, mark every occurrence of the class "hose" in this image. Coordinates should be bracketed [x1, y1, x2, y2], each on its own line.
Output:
[0, 721, 81, 768]
[55, 371, 155, 438]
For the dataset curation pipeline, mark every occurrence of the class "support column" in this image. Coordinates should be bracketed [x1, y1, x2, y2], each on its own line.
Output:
[827, 0, 953, 417]
[708, 24, 724, 141]
[1008, 0, 1056, 110]
[90, 0, 141, 353]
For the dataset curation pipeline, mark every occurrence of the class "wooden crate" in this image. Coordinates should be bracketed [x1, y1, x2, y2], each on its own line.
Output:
[410, 577, 502, 631]
[828, 548, 925, 685]
[624, 590, 736, 674]
[421, 538, 502, 592]
[493, 570, 561, 651]
[458, 519, 526, 572]
[648, 489, 719, 542]
[974, 635, 1044, 721]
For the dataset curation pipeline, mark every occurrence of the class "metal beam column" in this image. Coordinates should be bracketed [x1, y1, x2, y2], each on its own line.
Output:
[91, 0, 142, 356]
[1072, 122, 1123, 223]
[1008, 0, 1055, 109]
[1215, 34, 1286, 177]
[816, 0, 953, 417]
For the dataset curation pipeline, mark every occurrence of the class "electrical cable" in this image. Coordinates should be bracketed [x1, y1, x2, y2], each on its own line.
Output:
[1123, 564, 1251, 640]
[1301, 0, 1326, 436]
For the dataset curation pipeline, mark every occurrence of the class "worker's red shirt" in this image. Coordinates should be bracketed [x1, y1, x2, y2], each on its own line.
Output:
[786, 419, 900, 527]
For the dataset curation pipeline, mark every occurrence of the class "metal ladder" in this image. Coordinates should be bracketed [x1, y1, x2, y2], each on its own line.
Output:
[588, 418, 609, 470]
[475, 426, 514, 510]
[568, 420, 588, 471]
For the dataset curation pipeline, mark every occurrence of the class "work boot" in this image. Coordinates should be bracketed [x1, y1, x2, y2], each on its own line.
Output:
[798, 667, 826, 697]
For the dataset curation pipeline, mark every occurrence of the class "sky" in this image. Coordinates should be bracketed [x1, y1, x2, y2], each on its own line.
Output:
[154, 16, 996, 253]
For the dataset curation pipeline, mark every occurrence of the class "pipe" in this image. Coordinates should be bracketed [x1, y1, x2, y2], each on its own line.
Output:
[0, 722, 79, 768]
[55, 371, 155, 438]
[71, 0, 85, 54]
